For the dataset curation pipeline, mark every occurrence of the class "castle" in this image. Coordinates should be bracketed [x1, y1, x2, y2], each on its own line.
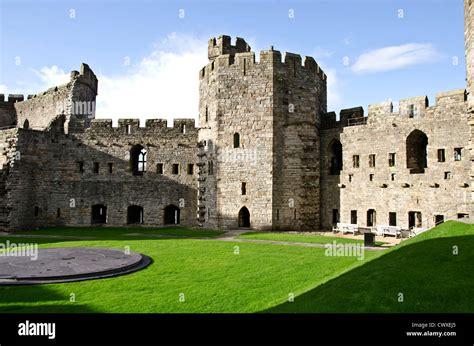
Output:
[0, 0, 472, 232]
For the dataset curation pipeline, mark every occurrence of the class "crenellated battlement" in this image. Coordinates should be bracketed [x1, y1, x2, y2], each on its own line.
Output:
[0, 94, 25, 104]
[208, 35, 251, 61]
[322, 89, 467, 129]
[200, 44, 326, 81]
[87, 118, 197, 135]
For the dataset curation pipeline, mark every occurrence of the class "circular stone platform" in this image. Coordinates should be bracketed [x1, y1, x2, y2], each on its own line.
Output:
[0, 247, 151, 285]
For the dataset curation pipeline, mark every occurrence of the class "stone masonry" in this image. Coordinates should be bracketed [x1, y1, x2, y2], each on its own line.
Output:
[0, 2, 472, 231]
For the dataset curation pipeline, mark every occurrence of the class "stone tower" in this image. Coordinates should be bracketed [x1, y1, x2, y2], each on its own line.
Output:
[465, 0, 474, 216]
[198, 35, 326, 231]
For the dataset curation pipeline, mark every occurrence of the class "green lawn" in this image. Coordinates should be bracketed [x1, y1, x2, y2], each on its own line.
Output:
[0, 221, 472, 313]
[0, 228, 379, 313]
[238, 231, 386, 246]
[14, 226, 225, 239]
[266, 221, 474, 313]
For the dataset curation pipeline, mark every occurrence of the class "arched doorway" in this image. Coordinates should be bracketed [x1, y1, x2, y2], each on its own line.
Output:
[406, 129, 428, 174]
[91, 204, 107, 224]
[164, 205, 180, 225]
[238, 207, 250, 228]
[328, 139, 343, 175]
[127, 205, 144, 224]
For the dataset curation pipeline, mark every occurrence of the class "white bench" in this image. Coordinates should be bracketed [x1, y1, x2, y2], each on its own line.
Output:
[375, 225, 401, 238]
[333, 223, 359, 235]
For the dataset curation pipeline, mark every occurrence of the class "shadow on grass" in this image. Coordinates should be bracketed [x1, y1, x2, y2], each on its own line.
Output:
[0, 285, 96, 313]
[263, 234, 474, 313]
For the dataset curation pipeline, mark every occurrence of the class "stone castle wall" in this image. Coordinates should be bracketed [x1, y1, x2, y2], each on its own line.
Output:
[1, 119, 197, 229]
[321, 90, 471, 230]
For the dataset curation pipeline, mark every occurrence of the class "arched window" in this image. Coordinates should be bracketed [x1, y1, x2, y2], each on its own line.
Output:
[130, 145, 147, 176]
[406, 130, 428, 174]
[328, 139, 343, 175]
[23, 119, 29, 129]
[233, 133, 240, 148]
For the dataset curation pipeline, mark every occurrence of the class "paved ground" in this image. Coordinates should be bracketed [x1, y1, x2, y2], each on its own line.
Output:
[0, 247, 150, 285]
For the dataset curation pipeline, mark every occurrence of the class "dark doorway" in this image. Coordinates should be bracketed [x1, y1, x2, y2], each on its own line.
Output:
[91, 204, 107, 224]
[367, 209, 376, 227]
[238, 207, 250, 228]
[127, 205, 144, 224]
[434, 215, 444, 226]
[329, 139, 343, 175]
[408, 211, 422, 228]
[406, 130, 428, 174]
[332, 209, 339, 225]
[350, 210, 358, 224]
[164, 205, 180, 225]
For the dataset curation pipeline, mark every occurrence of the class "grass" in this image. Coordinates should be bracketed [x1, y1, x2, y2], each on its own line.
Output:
[0, 228, 379, 313]
[14, 226, 226, 239]
[0, 221, 472, 313]
[238, 231, 386, 246]
[265, 221, 474, 313]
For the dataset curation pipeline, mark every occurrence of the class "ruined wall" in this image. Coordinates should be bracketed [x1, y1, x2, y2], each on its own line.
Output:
[0, 95, 19, 128]
[4, 119, 197, 229]
[321, 90, 471, 230]
[14, 64, 97, 134]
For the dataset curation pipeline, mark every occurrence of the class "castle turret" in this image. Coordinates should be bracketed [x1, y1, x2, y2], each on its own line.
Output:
[207, 35, 251, 61]
[198, 35, 326, 231]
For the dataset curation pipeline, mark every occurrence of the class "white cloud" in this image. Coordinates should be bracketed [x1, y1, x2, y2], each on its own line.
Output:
[96, 33, 208, 125]
[311, 47, 333, 60]
[31, 65, 70, 87]
[24, 33, 208, 126]
[325, 68, 343, 112]
[351, 43, 440, 74]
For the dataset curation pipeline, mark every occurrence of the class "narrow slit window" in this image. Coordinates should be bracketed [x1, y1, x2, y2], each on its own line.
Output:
[172, 164, 179, 175]
[369, 154, 376, 168]
[157, 163, 164, 174]
[93, 162, 99, 174]
[437, 149, 445, 162]
[454, 148, 462, 161]
[241, 182, 247, 195]
[187, 164, 194, 175]
[388, 153, 396, 167]
[353, 155, 360, 168]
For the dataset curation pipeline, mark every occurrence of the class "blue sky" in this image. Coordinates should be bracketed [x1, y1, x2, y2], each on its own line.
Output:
[0, 0, 468, 122]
